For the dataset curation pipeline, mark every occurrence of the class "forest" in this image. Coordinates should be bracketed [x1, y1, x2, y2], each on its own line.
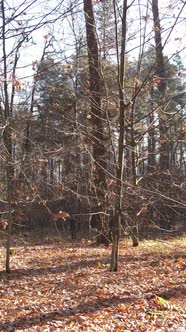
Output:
[0, 0, 185, 331]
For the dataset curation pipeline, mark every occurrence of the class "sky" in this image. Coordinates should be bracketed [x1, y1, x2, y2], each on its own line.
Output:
[1, 0, 186, 90]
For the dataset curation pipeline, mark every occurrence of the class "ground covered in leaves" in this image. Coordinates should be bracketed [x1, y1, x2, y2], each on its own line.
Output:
[0, 236, 185, 331]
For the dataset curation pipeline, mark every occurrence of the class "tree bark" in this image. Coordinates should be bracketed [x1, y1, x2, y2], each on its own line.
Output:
[83, 0, 108, 243]
[148, 89, 156, 172]
[1, 0, 14, 273]
[152, 0, 169, 171]
[110, 0, 128, 271]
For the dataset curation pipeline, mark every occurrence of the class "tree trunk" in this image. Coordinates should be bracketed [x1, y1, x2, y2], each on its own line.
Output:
[152, 0, 169, 171]
[23, 42, 48, 181]
[84, 0, 108, 243]
[110, 0, 128, 271]
[130, 98, 139, 247]
[148, 88, 156, 172]
[1, 0, 14, 273]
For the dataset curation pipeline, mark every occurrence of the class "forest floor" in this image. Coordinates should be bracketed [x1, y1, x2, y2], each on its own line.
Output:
[0, 235, 185, 332]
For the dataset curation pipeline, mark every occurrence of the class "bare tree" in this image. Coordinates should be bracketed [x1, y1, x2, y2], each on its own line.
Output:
[0, 0, 81, 272]
[152, 0, 169, 171]
[110, 0, 128, 271]
[83, 0, 108, 243]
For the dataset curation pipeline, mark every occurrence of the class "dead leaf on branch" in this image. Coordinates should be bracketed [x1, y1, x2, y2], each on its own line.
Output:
[0, 219, 8, 230]
[142, 15, 150, 23]
[12, 77, 22, 90]
[53, 210, 70, 221]
[134, 78, 142, 88]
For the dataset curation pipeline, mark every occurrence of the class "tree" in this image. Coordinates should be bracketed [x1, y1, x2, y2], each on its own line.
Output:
[83, 0, 108, 244]
[0, 0, 80, 272]
[1, 0, 14, 272]
[0, 0, 185, 274]
[152, 0, 169, 171]
[109, 0, 129, 271]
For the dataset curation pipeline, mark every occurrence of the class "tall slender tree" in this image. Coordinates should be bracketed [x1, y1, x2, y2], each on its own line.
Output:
[110, 0, 128, 271]
[1, 0, 14, 273]
[152, 0, 169, 171]
[83, 0, 108, 243]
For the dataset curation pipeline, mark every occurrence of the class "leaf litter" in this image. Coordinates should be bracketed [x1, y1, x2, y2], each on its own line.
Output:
[0, 237, 185, 331]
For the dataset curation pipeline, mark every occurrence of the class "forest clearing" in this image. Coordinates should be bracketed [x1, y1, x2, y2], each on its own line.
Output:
[0, 236, 185, 331]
